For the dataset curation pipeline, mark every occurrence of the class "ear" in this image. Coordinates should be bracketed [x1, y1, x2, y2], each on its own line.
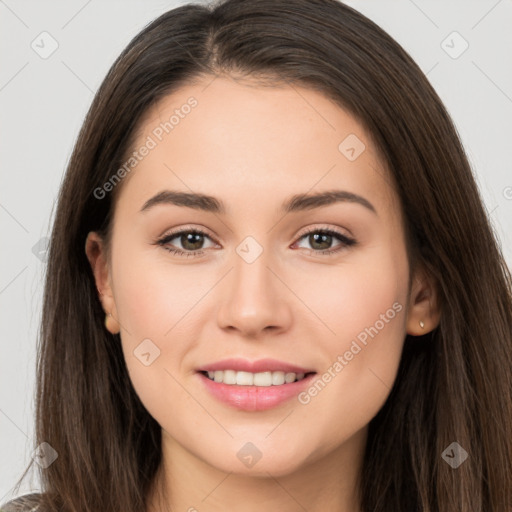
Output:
[405, 265, 441, 336]
[85, 231, 120, 334]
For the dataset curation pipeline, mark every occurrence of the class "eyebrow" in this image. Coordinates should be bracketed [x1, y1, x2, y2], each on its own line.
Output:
[139, 189, 377, 216]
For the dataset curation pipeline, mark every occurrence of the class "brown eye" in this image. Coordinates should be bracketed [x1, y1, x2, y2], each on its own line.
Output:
[157, 228, 216, 257]
[294, 228, 356, 255]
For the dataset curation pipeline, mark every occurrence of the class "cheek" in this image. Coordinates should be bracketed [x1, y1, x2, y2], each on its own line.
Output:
[110, 244, 217, 418]
[294, 246, 408, 425]
[292, 246, 406, 342]
[111, 241, 207, 339]
[336, 249, 407, 375]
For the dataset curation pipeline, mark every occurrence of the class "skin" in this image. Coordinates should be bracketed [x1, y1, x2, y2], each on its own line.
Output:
[86, 75, 440, 512]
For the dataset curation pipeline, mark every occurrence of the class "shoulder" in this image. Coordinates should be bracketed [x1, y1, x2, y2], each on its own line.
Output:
[0, 493, 42, 512]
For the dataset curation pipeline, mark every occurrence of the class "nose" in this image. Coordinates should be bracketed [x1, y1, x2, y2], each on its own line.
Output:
[216, 246, 292, 338]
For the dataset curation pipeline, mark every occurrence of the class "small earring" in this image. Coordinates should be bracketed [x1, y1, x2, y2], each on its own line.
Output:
[419, 320, 425, 329]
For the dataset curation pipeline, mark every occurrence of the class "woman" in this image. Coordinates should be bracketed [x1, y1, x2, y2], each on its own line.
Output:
[3, 0, 511, 510]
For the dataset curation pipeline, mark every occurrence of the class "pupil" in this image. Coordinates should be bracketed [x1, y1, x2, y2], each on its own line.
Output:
[182, 233, 203, 250]
[311, 233, 331, 250]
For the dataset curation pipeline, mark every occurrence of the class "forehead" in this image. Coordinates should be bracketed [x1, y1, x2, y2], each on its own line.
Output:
[115, 76, 398, 221]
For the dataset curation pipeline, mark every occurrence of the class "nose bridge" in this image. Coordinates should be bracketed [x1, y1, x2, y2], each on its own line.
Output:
[233, 245, 270, 295]
[231, 240, 276, 311]
[216, 235, 291, 335]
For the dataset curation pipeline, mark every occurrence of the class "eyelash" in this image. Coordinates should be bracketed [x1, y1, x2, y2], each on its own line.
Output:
[155, 226, 356, 258]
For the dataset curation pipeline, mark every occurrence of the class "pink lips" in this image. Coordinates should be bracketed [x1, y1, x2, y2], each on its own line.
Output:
[196, 358, 316, 411]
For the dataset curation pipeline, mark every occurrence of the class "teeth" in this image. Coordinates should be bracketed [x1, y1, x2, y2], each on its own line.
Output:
[206, 370, 307, 386]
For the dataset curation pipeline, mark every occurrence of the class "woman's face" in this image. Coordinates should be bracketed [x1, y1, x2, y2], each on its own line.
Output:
[87, 75, 423, 478]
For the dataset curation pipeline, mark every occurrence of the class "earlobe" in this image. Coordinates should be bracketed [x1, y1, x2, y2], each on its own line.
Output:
[405, 268, 441, 336]
[85, 232, 120, 334]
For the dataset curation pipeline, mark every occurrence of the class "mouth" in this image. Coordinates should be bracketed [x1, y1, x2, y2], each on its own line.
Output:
[195, 358, 317, 410]
[196, 369, 318, 411]
[198, 369, 316, 386]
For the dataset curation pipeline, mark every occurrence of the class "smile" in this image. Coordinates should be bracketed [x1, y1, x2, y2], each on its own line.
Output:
[201, 369, 313, 386]
[197, 371, 317, 411]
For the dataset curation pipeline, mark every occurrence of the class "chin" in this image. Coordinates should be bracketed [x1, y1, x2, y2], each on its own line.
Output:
[199, 436, 314, 478]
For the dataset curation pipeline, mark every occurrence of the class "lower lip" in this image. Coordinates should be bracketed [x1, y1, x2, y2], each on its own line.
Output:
[197, 372, 316, 411]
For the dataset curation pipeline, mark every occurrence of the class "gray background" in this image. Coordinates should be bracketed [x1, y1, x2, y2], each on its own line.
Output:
[1, 0, 511, 502]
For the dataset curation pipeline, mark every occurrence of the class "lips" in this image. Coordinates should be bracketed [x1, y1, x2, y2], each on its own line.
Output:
[197, 371, 317, 411]
[196, 357, 315, 374]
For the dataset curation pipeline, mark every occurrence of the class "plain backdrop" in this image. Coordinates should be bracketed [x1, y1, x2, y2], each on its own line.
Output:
[1, 0, 511, 502]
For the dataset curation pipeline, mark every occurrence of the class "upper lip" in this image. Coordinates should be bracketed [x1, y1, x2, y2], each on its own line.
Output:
[197, 358, 316, 374]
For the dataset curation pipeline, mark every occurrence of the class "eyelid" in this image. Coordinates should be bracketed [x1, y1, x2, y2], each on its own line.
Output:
[294, 223, 353, 241]
[159, 224, 218, 242]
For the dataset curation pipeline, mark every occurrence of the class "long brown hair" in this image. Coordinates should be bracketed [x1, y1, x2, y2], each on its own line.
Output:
[6, 0, 512, 510]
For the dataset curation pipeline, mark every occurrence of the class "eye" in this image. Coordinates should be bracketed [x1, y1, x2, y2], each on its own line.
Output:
[293, 226, 356, 256]
[156, 227, 217, 258]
